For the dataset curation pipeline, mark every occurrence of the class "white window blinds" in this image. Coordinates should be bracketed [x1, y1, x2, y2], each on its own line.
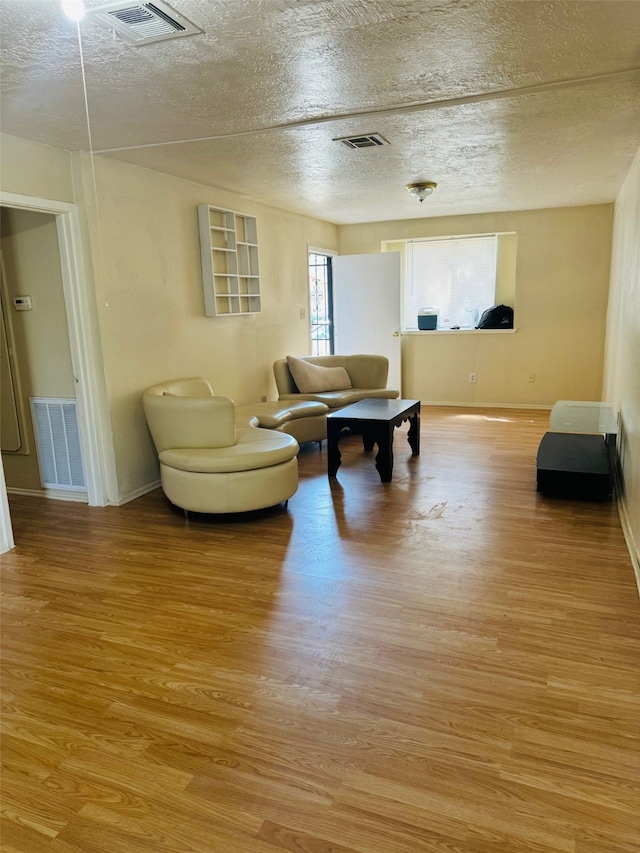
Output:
[404, 234, 498, 330]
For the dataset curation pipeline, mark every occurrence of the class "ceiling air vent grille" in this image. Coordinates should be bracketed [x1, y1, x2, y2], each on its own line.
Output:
[334, 133, 389, 149]
[90, 1, 202, 45]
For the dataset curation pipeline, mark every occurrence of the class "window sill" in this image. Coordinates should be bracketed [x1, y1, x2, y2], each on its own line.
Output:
[403, 328, 517, 336]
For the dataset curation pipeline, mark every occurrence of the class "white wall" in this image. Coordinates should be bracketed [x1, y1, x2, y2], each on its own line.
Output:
[603, 147, 640, 579]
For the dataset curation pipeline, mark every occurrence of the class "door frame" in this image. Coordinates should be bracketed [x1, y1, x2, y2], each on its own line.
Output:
[0, 190, 116, 552]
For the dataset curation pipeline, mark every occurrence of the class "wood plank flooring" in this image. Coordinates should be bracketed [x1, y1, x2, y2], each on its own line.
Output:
[1, 407, 638, 853]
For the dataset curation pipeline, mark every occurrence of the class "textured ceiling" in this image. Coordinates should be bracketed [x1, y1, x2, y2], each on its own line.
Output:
[1, 0, 640, 223]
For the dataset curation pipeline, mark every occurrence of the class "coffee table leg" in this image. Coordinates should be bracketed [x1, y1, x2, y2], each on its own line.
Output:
[407, 409, 420, 455]
[362, 428, 375, 452]
[327, 420, 342, 477]
[374, 424, 394, 482]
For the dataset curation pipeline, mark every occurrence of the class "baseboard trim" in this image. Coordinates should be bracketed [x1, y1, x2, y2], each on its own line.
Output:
[7, 481, 163, 507]
[116, 480, 161, 506]
[6, 486, 88, 503]
[614, 470, 640, 597]
[420, 401, 553, 411]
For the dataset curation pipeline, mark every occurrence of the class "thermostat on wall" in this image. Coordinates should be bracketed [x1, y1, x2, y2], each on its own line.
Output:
[13, 296, 32, 311]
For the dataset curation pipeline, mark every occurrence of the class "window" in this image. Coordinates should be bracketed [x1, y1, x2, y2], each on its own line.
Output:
[308, 251, 334, 355]
[399, 233, 514, 331]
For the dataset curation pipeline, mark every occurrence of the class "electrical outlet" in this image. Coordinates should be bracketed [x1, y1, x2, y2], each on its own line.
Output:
[469, 372, 477, 383]
[528, 372, 536, 383]
[299, 308, 306, 319]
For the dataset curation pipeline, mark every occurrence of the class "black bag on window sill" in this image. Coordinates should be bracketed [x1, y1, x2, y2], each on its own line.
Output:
[476, 304, 514, 329]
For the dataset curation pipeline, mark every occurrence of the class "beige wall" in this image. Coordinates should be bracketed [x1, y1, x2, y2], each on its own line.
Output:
[75, 154, 338, 501]
[0, 133, 624, 515]
[0, 208, 76, 492]
[0, 133, 82, 495]
[603, 147, 640, 577]
[0, 133, 74, 203]
[338, 206, 613, 405]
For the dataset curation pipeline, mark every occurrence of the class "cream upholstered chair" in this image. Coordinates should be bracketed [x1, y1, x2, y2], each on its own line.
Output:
[143, 378, 299, 514]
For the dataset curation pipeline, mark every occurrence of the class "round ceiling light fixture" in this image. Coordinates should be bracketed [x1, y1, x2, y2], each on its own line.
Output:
[406, 181, 437, 202]
[61, 0, 86, 21]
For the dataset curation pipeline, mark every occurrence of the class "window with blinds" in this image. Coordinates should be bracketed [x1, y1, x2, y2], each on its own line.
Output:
[403, 234, 498, 331]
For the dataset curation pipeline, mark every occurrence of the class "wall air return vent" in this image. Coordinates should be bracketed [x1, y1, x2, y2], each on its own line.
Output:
[30, 398, 86, 492]
[89, 1, 202, 45]
[334, 134, 389, 149]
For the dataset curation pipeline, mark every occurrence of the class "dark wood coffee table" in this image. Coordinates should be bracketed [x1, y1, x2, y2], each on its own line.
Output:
[327, 398, 420, 483]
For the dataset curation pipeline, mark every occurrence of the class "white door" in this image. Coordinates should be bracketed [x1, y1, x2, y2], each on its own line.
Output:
[332, 252, 402, 393]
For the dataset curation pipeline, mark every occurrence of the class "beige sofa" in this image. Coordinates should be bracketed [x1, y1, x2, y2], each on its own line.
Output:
[274, 355, 399, 431]
[143, 378, 300, 515]
[235, 399, 328, 445]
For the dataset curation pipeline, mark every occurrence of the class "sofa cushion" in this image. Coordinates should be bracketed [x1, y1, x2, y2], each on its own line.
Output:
[279, 388, 399, 409]
[235, 399, 329, 428]
[159, 428, 298, 474]
[286, 355, 352, 393]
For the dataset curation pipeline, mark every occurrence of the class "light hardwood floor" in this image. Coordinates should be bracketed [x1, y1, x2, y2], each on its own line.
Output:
[1, 407, 638, 853]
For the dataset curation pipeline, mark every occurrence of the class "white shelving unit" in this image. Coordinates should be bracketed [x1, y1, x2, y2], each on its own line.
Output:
[197, 205, 261, 316]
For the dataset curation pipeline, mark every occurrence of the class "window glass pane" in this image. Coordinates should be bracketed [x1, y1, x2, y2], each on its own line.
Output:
[403, 235, 497, 330]
[309, 252, 333, 355]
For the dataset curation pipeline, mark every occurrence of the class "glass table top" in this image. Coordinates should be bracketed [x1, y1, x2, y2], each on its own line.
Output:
[550, 401, 618, 436]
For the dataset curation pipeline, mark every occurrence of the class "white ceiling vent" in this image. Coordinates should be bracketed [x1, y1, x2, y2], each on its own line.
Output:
[90, 1, 202, 46]
[334, 133, 389, 149]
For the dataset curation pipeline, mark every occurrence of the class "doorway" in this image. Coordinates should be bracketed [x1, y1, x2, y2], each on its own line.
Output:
[0, 191, 115, 553]
[1, 208, 84, 499]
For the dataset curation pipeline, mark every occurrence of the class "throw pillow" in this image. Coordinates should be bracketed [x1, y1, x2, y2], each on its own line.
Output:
[286, 356, 352, 393]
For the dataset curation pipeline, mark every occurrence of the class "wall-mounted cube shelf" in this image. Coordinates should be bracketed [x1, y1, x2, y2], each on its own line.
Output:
[197, 205, 261, 317]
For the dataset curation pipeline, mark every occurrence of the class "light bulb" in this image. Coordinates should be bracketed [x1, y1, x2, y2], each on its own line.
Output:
[61, 0, 86, 22]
